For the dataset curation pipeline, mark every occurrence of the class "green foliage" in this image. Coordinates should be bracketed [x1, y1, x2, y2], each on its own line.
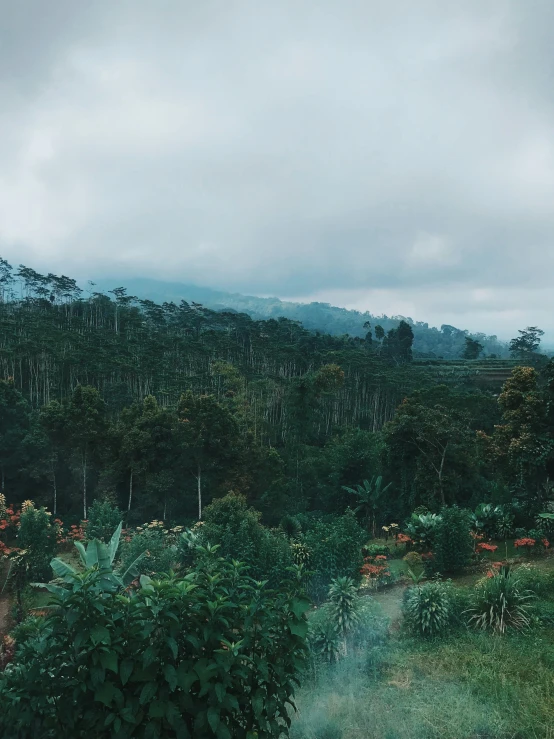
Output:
[280, 514, 301, 539]
[341, 476, 392, 535]
[468, 566, 534, 634]
[433, 506, 472, 575]
[16, 505, 57, 583]
[0, 551, 308, 738]
[199, 493, 294, 586]
[363, 543, 390, 557]
[509, 563, 554, 598]
[119, 526, 176, 577]
[308, 579, 388, 665]
[327, 577, 361, 639]
[404, 513, 440, 551]
[301, 511, 365, 602]
[86, 499, 123, 542]
[402, 581, 452, 637]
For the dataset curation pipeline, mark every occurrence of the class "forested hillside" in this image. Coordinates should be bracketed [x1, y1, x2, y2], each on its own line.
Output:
[0, 257, 550, 529]
[93, 276, 510, 359]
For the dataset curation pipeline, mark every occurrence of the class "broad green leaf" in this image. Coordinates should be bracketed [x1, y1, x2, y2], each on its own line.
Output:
[50, 557, 76, 580]
[94, 681, 115, 706]
[120, 659, 134, 686]
[207, 706, 220, 732]
[90, 625, 111, 646]
[108, 521, 123, 564]
[164, 663, 177, 692]
[291, 597, 310, 619]
[139, 681, 158, 705]
[289, 619, 308, 638]
[99, 650, 118, 674]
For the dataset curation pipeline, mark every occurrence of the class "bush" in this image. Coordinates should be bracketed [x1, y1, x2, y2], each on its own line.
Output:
[404, 513, 441, 551]
[199, 493, 294, 586]
[434, 506, 473, 574]
[402, 581, 452, 637]
[513, 563, 554, 597]
[308, 579, 388, 665]
[403, 551, 423, 574]
[363, 543, 390, 557]
[0, 552, 309, 738]
[85, 500, 122, 542]
[15, 504, 57, 583]
[119, 527, 176, 577]
[467, 566, 534, 634]
[301, 510, 365, 602]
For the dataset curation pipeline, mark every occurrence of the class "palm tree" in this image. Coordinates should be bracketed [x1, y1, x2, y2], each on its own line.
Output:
[342, 476, 392, 537]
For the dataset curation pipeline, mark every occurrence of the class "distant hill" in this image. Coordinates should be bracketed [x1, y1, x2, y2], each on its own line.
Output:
[90, 277, 510, 360]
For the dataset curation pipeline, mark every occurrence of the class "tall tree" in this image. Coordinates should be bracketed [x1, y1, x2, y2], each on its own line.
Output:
[462, 336, 483, 360]
[384, 396, 475, 507]
[0, 381, 30, 492]
[509, 326, 544, 360]
[67, 386, 107, 518]
[177, 392, 238, 519]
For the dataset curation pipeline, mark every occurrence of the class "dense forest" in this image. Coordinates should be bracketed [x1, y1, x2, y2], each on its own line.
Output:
[2, 257, 554, 737]
[0, 257, 551, 528]
[92, 276, 511, 359]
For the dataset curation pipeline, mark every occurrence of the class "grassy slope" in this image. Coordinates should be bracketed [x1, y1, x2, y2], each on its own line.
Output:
[292, 553, 554, 739]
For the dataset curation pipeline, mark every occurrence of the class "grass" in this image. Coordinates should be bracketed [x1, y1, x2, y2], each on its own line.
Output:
[294, 552, 554, 739]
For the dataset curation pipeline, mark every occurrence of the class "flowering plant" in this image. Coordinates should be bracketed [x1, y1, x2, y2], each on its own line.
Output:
[476, 542, 498, 553]
[360, 555, 391, 588]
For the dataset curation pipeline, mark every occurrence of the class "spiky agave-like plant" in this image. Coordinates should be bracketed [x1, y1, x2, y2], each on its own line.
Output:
[403, 580, 450, 637]
[467, 566, 534, 634]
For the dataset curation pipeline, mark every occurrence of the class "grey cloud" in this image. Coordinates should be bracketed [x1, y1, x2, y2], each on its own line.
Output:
[1, 0, 554, 339]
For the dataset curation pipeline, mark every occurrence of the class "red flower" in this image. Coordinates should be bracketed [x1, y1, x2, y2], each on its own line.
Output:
[542, 538, 550, 549]
[375, 555, 387, 561]
[477, 542, 498, 553]
[421, 551, 434, 560]
[514, 537, 535, 548]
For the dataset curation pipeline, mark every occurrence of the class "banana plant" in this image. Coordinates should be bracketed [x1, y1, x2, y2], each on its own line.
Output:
[40, 522, 145, 596]
[342, 476, 392, 536]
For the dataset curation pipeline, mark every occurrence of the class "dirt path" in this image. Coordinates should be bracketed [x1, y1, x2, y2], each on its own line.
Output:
[371, 583, 408, 627]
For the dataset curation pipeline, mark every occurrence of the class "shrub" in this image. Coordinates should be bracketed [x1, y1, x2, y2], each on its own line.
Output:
[403, 550, 423, 573]
[0, 549, 309, 738]
[328, 576, 361, 640]
[15, 504, 57, 583]
[404, 513, 441, 551]
[199, 493, 294, 586]
[402, 581, 452, 637]
[362, 543, 390, 557]
[85, 500, 122, 542]
[301, 510, 365, 602]
[511, 563, 554, 597]
[308, 579, 388, 665]
[280, 514, 302, 539]
[434, 506, 473, 574]
[467, 566, 534, 634]
[119, 527, 176, 576]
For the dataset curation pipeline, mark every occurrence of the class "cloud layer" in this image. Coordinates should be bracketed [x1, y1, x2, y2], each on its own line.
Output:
[1, 0, 554, 339]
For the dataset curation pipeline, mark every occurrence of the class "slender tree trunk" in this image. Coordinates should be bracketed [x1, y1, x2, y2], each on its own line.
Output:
[128, 470, 133, 512]
[197, 463, 202, 520]
[1, 466, 4, 491]
[438, 445, 447, 507]
[82, 448, 87, 520]
[51, 463, 57, 516]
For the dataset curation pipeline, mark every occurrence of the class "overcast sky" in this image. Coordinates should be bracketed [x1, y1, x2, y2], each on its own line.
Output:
[1, 1, 553, 340]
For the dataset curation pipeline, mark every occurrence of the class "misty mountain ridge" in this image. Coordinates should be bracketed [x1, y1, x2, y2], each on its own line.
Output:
[90, 277, 509, 360]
